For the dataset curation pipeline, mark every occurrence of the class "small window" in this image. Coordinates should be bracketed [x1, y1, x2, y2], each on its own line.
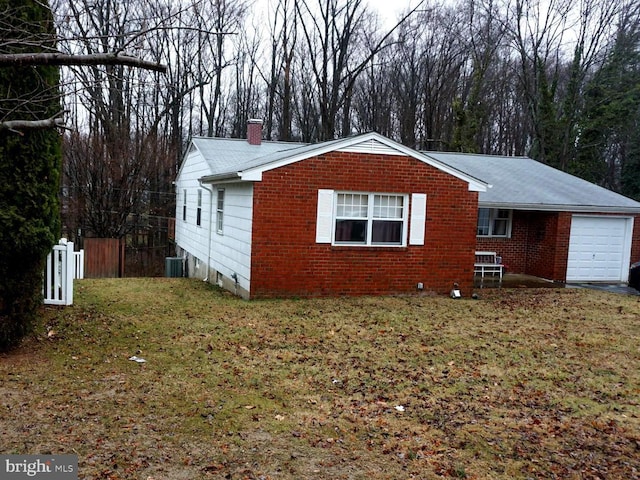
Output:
[477, 208, 511, 237]
[216, 189, 225, 234]
[182, 189, 187, 221]
[196, 189, 202, 226]
[334, 192, 406, 246]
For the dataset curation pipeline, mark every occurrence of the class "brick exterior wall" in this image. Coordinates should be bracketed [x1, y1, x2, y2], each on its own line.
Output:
[633, 216, 640, 264]
[249, 152, 479, 298]
[477, 211, 640, 282]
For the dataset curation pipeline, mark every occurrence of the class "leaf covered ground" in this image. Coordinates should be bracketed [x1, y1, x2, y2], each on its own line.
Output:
[1, 278, 639, 479]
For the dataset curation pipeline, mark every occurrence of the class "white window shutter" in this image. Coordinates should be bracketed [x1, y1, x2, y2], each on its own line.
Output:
[409, 193, 427, 245]
[316, 189, 334, 243]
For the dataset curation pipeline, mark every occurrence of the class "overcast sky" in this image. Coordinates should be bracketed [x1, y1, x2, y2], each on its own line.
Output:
[248, 0, 419, 31]
[367, 0, 417, 23]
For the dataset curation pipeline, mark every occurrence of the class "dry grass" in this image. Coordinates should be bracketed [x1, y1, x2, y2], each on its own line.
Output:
[1, 278, 639, 479]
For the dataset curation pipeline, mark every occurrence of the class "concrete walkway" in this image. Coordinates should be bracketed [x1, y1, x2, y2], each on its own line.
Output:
[476, 273, 640, 296]
[567, 283, 640, 296]
[476, 273, 557, 289]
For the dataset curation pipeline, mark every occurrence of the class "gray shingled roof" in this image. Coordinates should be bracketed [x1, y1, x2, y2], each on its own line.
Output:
[190, 136, 640, 213]
[191, 137, 308, 177]
[426, 152, 640, 213]
[193, 134, 487, 189]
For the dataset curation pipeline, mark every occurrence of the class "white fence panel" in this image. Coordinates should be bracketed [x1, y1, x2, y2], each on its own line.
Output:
[74, 249, 85, 279]
[44, 239, 75, 306]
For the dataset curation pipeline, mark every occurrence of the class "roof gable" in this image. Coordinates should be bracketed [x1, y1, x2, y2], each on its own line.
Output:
[195, 132, 488, 192]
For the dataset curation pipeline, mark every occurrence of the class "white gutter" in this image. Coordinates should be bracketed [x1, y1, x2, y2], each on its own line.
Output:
[480, 202, 640, 214]
[200, 172, 243, 184]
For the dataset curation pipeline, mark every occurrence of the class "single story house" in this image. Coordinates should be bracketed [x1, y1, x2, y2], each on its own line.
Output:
[174, 122, 640, 298]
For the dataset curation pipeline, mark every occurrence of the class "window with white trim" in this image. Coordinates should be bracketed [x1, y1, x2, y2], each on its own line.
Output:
[196, 189, 202, 226]
[316, 190, 426, 246]
[477, 208, 511, 237]
[216, 189, 225, 234]
[182, 189, 187, 221]
[334, 192, 407, 246]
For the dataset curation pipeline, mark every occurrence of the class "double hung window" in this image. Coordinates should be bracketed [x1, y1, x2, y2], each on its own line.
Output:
[216, 189, 225, 234]
[334, 193, 406, 246]
[182, 189, 187, 221]
[477, 208, 511, 237]
[196, 189, 202, 226]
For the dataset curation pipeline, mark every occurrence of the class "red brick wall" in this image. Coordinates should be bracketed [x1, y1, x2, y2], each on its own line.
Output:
[476, 211, 531, 273]
[632, 216, 640, 265]
[250, 152, 479, 298]
[553, 213, 572, 280]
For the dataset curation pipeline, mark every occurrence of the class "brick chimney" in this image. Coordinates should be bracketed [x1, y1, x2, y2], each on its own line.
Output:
[247, 119, 263, 145]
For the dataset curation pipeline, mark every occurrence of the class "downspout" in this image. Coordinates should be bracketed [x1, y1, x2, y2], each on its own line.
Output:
[199, 180, 214, 282]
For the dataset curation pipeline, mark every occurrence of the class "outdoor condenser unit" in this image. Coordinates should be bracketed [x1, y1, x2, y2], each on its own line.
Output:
[165, 257, 183, 278]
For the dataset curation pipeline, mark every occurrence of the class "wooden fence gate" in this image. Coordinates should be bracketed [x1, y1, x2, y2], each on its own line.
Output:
[84, 238, 124, 278]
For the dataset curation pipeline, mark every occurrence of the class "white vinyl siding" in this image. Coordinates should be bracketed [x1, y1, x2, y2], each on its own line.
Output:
[174, 149, 253, 293]
[175, 150, 211, 266]
[209, 184, 253, 287]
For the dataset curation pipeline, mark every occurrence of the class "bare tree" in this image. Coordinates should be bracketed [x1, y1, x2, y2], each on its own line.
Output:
[508, 0, 575, 164]
[451, 0, 508, 153]
[294, 0, 426, 141]
[189, 0, 247, 137]
[351, 49, 396, 138]
[0, 0, 166, 132]
[230, 29, 261, 138]
[413, 5, 469, 150]
[506, 0, 624, 167]
[0, 52, 166, 72]
[254, 0, 299, 140]
[386, 22, 423, 147]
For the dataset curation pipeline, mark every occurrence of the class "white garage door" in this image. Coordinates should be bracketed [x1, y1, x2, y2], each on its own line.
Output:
[566, 216, 633, 282]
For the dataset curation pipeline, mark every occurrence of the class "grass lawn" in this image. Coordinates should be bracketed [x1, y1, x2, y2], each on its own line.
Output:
[1, 278, 639, 479]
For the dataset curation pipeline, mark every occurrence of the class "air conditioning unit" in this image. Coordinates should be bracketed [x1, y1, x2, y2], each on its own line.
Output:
[165, 257, 183, 278]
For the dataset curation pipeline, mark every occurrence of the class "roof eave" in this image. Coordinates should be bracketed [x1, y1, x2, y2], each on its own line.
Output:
[199, 172, 244, 184]
[480, 201, 640, 214]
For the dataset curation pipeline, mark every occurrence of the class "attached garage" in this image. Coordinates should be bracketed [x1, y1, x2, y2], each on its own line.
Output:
[566, 216, 634, 283]
[429, 152, 640, 285]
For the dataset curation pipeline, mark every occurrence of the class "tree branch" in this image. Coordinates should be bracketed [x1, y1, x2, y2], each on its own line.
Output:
[0, 111, 70, 134]
[0, 52, 167, 73]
